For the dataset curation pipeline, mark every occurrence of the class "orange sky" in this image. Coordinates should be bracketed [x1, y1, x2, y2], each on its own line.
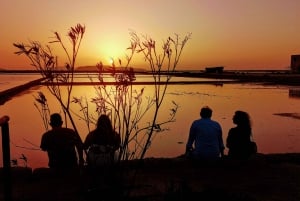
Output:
[1, 0, 300, 70]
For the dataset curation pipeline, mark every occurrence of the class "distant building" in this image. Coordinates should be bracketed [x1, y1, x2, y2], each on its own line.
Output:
[290, 55, 300, 73]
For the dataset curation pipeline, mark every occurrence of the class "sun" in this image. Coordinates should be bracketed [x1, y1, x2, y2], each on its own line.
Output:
[109, 57, 114, 66]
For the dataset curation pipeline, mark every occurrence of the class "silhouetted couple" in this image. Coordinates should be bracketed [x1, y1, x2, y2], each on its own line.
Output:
[40, 113, 121, 198]
[185, 106, 257, 160]
[40, 113, 120, 170]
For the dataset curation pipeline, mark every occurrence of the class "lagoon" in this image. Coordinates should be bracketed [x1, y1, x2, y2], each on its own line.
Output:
[1, 73, 300, 169]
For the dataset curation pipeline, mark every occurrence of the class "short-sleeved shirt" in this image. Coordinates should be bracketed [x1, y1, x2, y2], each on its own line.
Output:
[40, 127, 81, 168]
[186, 118, 224, 159]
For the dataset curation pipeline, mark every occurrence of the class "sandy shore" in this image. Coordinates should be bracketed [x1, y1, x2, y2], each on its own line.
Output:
[0, 153, 299, 201]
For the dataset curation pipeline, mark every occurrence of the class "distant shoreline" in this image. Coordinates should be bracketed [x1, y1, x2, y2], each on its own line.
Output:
[0, 68, 292, 73]
[1, 69, 300, 86]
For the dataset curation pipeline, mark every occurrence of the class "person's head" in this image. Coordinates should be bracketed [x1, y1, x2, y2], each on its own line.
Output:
[49, 113, 63, 127]
[96, 114, 113, 131]
[233, 110, 251, 128]
[200, 106, 212, 118]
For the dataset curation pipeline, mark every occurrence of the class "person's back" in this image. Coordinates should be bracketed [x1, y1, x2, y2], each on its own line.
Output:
[186, 106, 224, 160]
[41, 127, 79, 168]
[84, 114, 121, 167]
[226, 110, 254, 159]
[40, 113, 83, 169]
[83, 114, 121, 194]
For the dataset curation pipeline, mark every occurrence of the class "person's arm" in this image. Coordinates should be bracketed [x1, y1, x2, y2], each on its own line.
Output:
[226, 128, 233, 148]
[40, 133, 47, 151]
[218, 125, 225, 157]
[185, 123, 195, 155]
[74, 132, 84, 166]
[220, 146, 225, 157]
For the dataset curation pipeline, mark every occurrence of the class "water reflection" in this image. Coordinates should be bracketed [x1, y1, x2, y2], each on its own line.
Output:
[1, 79, 300, 169]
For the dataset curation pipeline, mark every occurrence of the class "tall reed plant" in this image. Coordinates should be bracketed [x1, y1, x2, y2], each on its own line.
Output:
[14, 24, 86, 142]
[14, 24, 191, 161]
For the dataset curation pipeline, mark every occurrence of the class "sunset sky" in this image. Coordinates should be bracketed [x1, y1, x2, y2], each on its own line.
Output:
[2, 0, 300, 70]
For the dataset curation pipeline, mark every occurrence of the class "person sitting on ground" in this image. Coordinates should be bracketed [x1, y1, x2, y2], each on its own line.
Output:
[84, 114, 121, 167]
[185, 106, 225, 160]
[226, 110, 256, 159]
[40, 113, 84, 169]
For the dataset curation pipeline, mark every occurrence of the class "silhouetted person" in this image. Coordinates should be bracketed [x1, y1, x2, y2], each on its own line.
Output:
[186, 106, 224, 160]
[226, 110, 256, 159]
[84, 114, 121, 167]
[83, 114, 121, 196]
[40, 113, 84, 170]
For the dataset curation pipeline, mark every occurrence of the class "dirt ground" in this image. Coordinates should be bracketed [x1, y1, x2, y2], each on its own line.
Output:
[0, 153, 300, 201]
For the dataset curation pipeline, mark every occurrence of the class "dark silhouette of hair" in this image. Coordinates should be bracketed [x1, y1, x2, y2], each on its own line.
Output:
[96, 114, 114, 134]
[50, 113, 63, 127]
[200, 106, 212, 118]
[87, 114, 119, 146]
[233, 110, 252, 133]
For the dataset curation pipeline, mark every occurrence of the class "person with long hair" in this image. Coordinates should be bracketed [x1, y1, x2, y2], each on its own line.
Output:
[226, 110, 256, 159]
[84, 114, 121, 167]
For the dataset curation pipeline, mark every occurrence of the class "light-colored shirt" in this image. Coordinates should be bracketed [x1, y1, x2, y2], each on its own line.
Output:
[186, 118, 224, 159]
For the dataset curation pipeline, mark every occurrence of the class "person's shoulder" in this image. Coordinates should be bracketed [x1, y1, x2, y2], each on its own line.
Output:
[228, 127, 238, 134]
[190, 119, 200, 127]
[192, 118, 201, 123]
[86, 130, 97, 137]
[42, 130, 50, 135]
[210, 119, 221, 124]
[58, 127, 73, 131]
[41, 130, 52, 138]
[59, 127, 77, 134]
[211, 120, 222, 128]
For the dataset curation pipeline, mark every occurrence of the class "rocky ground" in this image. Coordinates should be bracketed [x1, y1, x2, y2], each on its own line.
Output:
[0, 153, 300, 201]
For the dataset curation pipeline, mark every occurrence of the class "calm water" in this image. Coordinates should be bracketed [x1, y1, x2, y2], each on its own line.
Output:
[0, 73, 41, 91]
[1, 73, 300, 169]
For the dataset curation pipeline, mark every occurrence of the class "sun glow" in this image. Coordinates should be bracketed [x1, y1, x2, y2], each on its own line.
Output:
[109, 57, 114, 66]
[90, 36, 130, 67]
